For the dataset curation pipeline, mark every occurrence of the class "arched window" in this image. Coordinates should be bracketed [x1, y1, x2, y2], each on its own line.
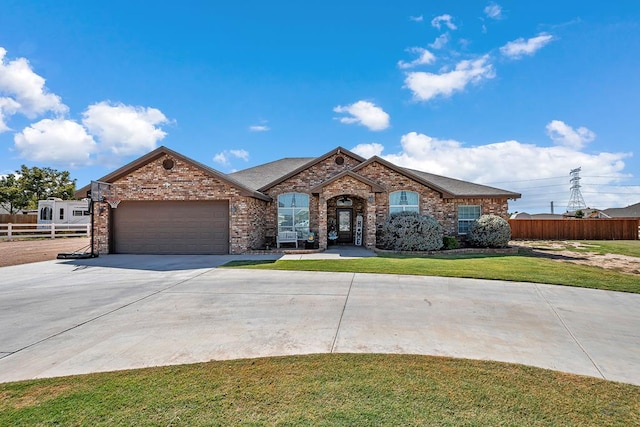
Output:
[277, 193, 310, 237]
[389, 190, 419, 214]
[40, 206, 52, 221]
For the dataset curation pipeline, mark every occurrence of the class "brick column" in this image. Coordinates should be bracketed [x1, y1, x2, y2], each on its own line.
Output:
[366, 194, 377, 249]
[318, 195, 328, 250]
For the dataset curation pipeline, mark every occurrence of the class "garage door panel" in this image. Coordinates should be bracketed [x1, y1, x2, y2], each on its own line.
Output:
[113, 201, 229, 254]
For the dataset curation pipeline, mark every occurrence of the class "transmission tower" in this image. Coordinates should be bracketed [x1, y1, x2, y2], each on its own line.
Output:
[566, 167, 586, 212]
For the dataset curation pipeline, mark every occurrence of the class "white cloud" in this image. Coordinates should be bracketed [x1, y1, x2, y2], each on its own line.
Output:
[213, 149, 249, 166]
[397, 47, 436, 69]
[429, 34, 450, 50]
[333, 100, 390, 131]
[431, 14, 457, 30]
[0, 47, 68, 132]
[351, 142, 384, 159]
[546, 120, 596, 149]
[82, 101, 169, 156]
[13, 118, 97, 166]
[409, 15, 423, 22]
[484, 3, 503, 20]
[249, 125, 270, 132]
[404, 55, 495, 102]
[500, 33, 554, 58]
[353, 130, 634, 211]
[0, 97, 20, 132]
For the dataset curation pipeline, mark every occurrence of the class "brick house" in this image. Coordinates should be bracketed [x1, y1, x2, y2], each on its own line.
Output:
[76, 146, 520, 255]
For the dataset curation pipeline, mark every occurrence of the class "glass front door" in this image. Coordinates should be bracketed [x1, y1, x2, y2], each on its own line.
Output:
[337, 208, 353, 243]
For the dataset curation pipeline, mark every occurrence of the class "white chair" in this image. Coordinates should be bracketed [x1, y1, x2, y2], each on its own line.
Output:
[277, 231, 298, 248]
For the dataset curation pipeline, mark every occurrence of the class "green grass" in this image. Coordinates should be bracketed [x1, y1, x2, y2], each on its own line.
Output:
[1, 354, 638, 426]
[567, 240, 640, 257]
[226, 252, 640, 293]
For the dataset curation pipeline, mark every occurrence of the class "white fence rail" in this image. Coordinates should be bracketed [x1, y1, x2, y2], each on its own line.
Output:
[0, 223, 90, 240]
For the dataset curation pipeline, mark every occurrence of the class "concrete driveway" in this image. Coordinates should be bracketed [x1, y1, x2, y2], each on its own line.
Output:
[0, 254, 639, 385]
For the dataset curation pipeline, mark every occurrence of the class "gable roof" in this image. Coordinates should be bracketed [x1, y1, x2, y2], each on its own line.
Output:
[253, 147, 365, 192]
[77, 146, 521, 202]
[352, 156, 454, 197]
[310, 170, 386, 194]
[75, 146, 271, 201]
[228, 157, 314, 190]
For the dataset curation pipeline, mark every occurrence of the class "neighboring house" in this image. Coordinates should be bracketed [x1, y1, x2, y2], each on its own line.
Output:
[603, 202, 640, 218]
[76, 146, 521, 255]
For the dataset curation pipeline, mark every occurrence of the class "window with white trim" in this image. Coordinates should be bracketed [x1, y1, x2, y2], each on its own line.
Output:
[458, 205, 481, 234]
[277, 193, 310, 238]
[389, 190, 419, 214]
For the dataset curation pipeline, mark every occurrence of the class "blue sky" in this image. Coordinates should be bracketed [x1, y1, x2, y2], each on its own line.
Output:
[1, 0, 639, 213]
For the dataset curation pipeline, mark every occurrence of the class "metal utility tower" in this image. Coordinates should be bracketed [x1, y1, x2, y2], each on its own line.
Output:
[566, 167, 586, 212]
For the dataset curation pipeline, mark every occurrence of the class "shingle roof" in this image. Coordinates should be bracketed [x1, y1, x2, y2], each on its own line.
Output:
[404, 168, 521, 198]
[603, 202, 640, 218]
[75, 146, 271, 201]
[228, 158, 314, 190]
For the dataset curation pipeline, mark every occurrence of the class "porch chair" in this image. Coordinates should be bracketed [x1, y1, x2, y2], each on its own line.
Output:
[277, 231, 298, 248]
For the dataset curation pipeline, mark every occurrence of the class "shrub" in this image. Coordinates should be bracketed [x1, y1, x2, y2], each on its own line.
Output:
[379, 211, 444, 251]
[442, 236, 460, 250]
[467, 214, 511, 248]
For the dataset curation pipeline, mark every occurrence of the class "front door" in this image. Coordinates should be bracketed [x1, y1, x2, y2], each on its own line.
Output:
[337, 208, 353, 243]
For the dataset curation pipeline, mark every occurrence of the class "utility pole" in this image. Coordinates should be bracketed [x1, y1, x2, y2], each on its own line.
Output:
[566, 167, 586, 212]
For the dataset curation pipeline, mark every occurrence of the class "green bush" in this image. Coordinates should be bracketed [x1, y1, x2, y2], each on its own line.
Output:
[467, 214, 511, 248]
[379, 211, 444, 251]
[442, 236, 460, 250]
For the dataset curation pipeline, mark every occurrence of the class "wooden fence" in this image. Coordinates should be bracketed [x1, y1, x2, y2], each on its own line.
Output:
[0, 223, 90, 240]
[508, 219, 640, 240]
[0, 214, 37, 224]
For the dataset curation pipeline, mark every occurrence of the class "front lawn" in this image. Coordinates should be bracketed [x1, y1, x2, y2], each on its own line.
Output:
[226, 252, 640, 294]
[1, 354, 638, 426]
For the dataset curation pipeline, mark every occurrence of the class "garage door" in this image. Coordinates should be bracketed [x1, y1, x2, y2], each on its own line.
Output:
[113, 201, 229, 254]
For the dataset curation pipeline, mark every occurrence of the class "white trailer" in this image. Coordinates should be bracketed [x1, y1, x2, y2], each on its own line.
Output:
[37, 198, 91, 226]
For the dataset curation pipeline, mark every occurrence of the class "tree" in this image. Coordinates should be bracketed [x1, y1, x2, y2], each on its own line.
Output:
[0, 174, 30, 214]
[0, 166, 76, 212]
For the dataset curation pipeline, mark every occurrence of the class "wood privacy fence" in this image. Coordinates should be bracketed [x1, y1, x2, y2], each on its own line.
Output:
[0, 214, 37, 224]
[509, 219, 640, 240]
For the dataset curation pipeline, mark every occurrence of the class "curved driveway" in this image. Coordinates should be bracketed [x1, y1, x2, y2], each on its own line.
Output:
[0, 253, 638, 385]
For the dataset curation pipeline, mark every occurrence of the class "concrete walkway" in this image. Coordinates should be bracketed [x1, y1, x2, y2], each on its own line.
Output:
[0, 253, 638, 385]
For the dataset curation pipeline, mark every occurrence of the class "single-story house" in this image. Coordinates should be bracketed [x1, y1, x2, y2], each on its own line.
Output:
[76, 146, 521, 255]
[603, 202, 640, 219]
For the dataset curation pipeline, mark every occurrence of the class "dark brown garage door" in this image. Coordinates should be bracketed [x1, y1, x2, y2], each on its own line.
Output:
[113, 201, 229, 254]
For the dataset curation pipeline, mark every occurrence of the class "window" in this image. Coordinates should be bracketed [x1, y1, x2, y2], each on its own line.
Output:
[278, 193, 310, 238]
[73, 210, 84, 216]
[458, 205, 481, 234]
[59, 208, 64, 220]
[40, 206, 52, 221]
[389, 190, 419, 214]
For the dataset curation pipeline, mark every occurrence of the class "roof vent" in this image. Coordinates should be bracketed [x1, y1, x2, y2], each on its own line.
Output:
[163, 159, 175, 170]
[335, 156, 344, 165]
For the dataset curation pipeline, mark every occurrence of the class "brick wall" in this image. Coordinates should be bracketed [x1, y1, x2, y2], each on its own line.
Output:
[94, 150, 512, 254]
[263, 152, 361, 240]
[94, 153, 263, 254]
